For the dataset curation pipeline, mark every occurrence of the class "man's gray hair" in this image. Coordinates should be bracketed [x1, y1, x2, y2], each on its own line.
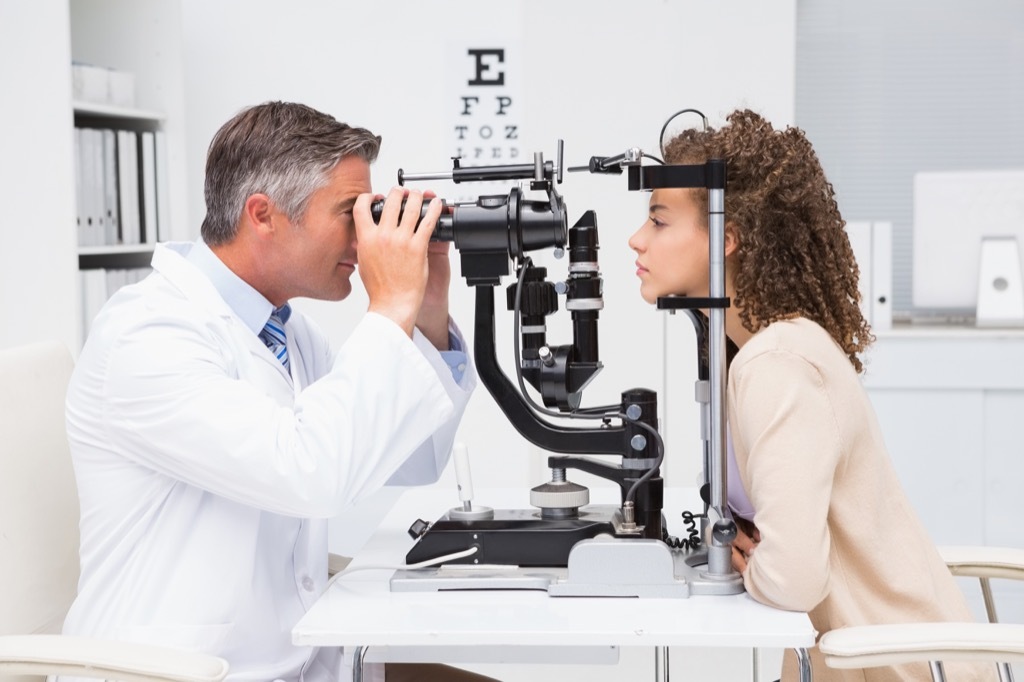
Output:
[201, 101, 381, 245]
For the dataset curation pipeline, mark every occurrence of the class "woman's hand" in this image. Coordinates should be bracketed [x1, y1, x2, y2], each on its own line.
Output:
[731, 518, 761, 573]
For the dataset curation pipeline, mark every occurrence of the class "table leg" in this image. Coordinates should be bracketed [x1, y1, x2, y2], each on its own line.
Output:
[654, 646, 670, 681]
[795, 647, 812, 682]
[352, 645, 368, 682]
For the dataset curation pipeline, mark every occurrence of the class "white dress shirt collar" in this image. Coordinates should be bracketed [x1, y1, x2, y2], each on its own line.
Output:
[184, 237, 278, 336]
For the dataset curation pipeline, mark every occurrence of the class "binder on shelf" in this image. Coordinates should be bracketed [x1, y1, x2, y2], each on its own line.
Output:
[82, 267, 154, 342]
[117, 130, 140, 245]
[105, 268, 124, 300]
[154, 130, 171, 242]
[93, 128, 108, 245]
[845, 221, 874, 325]
[82, 128, 104, 247]
[102, 129, 119, 246]
[140, 131, 158, 244]
[844, 220, 893, 330]
[74, 128, 84, 244]
[871, 221, 893, 332]
[80, 268, 108, 340]
[77, 127, 91, 246]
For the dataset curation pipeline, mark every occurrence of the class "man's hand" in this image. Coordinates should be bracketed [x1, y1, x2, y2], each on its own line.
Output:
[416, 238, 452, 350]
[731, 519, 761, 573]
[354, 188, 441, 337]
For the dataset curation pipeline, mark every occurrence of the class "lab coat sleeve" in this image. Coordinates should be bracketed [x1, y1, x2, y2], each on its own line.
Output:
[730, 349, 841, 613]
[98, 311, 457, 518]
[385, 318, 477, 486]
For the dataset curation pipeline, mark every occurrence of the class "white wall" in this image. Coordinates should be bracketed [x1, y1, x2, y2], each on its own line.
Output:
[0, 0, 80, 352]
[178, 0, 796, 504]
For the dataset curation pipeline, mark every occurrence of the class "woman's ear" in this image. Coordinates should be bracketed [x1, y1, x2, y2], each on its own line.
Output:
[724, 221, 740, 258]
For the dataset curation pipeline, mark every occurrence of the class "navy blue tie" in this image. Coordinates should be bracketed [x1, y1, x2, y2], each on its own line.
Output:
[259, 305, 291, 371]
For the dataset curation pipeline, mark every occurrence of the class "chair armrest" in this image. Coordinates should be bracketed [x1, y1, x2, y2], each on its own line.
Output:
[820, 623, 1024, 669]
[939, 546, 1024, 581]
[0, 634, 229, 682]
[328, 552, 352, 578]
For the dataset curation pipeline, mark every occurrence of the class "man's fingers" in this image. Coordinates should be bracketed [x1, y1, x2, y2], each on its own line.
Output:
[376, 186, 407, 230]
[413, 197, 442, 244]
[353, 192, 375, 233]
[397, 190, 424, 234]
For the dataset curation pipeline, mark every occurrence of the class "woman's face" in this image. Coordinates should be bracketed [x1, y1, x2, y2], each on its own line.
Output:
[628, 188, 711, 304]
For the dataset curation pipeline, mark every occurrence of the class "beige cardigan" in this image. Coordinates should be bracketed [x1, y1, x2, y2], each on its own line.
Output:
[727, 318, 993, 682]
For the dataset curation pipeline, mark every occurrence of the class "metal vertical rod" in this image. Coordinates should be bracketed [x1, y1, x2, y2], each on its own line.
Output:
[928, 661, 946, 682]
[352, 645, 368, 682]
[707, 184, 730, 576]
[981, 577, 999, 623]
[654, 645, 670, 682]
[980, 578, 1013, 681]
[795, 647, 812, 682]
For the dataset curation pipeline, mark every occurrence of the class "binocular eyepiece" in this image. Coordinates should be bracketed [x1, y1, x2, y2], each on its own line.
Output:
[368, 190, 568, 261]
[369, 198, 454, 241]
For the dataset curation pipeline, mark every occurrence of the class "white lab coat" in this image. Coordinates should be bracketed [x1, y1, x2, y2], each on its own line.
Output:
[61, 243, 475, 681]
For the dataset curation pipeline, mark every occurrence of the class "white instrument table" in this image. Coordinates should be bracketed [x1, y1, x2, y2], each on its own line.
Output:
[293, 487, 816, 681]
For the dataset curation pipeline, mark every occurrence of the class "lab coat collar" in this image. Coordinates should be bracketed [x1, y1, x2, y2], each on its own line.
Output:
[151, 242, 297, 385]
[184, 238, 277, 336]
[151, 242, 237, 321]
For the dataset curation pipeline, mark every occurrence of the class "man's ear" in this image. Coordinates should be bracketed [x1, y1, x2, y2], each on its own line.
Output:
[724, 221, 740, 258]
[243, 194, 275, 237]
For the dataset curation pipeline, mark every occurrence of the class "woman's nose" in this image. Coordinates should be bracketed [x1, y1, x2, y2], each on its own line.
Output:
[627, 226, 645, 252]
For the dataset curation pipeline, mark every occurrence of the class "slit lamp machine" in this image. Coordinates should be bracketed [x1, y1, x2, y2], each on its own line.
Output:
[370, 110, 743, 599]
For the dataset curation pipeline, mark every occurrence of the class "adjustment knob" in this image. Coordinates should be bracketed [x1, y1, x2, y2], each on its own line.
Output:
[712, 519, 737, 545]
[529, 480, 590, 509]
[407, 518, 429, 540]
[506, 267, 559, 316]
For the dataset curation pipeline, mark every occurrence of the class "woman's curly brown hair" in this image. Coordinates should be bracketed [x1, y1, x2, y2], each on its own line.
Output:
[663, 109, 874, 372]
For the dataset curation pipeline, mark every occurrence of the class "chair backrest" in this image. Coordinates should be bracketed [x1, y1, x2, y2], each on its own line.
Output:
[0, 341, 79, 638]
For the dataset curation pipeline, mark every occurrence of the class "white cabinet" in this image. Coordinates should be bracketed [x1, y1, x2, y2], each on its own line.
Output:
[69, 0, 189, 346]
[0, 0, 189, 352]
[862, 327, 1024, 624]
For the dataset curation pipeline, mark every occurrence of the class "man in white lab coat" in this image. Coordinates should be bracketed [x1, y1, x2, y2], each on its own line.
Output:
[62, 102, 495, 682]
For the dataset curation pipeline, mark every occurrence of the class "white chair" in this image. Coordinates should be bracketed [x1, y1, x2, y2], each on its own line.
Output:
[0, 340, 229, 682]
[819, 545, 1024, 682]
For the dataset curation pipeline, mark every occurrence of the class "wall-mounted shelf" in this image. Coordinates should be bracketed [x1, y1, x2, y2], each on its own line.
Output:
[73, 101, 166, 121]
[78, 245, 154, 270]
